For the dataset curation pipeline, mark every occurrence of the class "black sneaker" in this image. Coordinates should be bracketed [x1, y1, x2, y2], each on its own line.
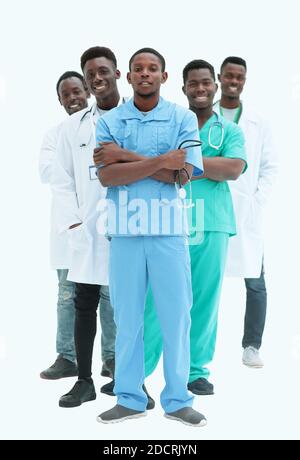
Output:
[40, 355, 78, 380]
[100, 379, 115, 396]
[187, 378, 214, 395]
[100, 380, 155, 410]
[143, 385, 155, 410]
[59, 379, 96, 408]
[101, 358, 115, 379]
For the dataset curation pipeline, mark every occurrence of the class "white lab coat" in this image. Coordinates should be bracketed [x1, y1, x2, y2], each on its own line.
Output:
[51, 103, 109, 285]
[39, 124, 72, 269]
[214, 102, 278, 278]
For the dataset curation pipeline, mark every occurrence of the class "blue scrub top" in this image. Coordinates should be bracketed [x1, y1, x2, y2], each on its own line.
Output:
[96, 97, 203, 237]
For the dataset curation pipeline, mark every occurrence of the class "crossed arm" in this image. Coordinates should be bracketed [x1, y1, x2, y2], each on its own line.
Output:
[93, 142, 193, 187]
[193, 157, 246, 182]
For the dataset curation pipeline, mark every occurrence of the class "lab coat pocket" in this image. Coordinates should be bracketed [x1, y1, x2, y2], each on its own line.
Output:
[247, 196, 264, 235]
[230, 188, 251, 228]
[67, 224, 91, 252]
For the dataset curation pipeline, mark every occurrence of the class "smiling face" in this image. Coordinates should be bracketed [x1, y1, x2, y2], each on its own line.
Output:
[218, 62, 246, 100]
[183, 67, 217, 111]
[127, 53, 167, 99]
[83, 56, 120, 103]
[58, 77, 89, 115]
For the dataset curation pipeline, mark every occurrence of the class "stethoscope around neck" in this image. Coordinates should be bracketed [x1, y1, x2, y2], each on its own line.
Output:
[175, 112, 226, 204]
[207, 112, 225, 150]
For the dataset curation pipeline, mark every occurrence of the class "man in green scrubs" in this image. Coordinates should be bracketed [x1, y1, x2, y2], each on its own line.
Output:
[143, 59, 247, 395]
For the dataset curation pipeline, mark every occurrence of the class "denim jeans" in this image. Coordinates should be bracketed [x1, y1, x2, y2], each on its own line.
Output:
[74, 283, 116, 379]
[242, 265, 267, 349]
[56, 269, 76, 363]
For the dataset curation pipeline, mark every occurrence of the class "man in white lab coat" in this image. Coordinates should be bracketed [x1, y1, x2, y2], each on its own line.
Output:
[52, 47, 129, 408]
[39, 71, 90, 379]
[214, 56, 278, 367]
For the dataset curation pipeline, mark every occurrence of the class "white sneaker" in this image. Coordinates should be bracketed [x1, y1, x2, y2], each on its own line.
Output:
[242, 346, 264, 368]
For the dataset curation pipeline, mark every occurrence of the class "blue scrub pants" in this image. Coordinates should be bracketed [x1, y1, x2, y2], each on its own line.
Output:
[109, 236, 194, 413]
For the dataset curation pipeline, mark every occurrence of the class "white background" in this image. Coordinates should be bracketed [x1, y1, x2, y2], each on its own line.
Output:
[0, 0, 299, 440]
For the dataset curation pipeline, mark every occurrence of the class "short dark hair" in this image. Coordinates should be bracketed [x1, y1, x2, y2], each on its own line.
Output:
[220, 56, 247, 73]
[80, 46, 117, 72]
[129, 47, 166, 72]
[56, 71, 85, 96]
[182, 59, 215, 84]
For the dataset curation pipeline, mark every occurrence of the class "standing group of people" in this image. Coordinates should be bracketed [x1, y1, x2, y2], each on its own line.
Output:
[39, 46, 278, 427]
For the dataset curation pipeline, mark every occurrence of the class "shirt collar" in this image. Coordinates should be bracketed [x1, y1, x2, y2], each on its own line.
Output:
[119, 96, 170, 121]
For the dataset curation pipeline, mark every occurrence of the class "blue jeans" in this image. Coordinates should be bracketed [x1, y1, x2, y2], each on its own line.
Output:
[56, 269, 76, 363]
[242, 265, 267, 349]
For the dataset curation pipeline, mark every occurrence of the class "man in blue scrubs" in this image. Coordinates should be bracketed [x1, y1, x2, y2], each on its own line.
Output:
[94, 48, 206, 426]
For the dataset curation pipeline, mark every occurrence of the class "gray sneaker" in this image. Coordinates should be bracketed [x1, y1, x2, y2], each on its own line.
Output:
[97, 404, 147, 424]
[242, 346, 264, 368]
[164, 407, 207, 427]
[40, 355, 78, 380]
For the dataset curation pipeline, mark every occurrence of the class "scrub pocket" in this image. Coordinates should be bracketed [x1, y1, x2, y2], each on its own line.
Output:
[156, 126, 171, 153]
[110, 126, 137, 151]
[159, 184, 184, 235]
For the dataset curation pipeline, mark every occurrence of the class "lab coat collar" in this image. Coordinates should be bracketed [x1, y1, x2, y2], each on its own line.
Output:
[80, 104, 94, 122]
[214, 100, 259, 124]
[78, 97, 128, 146]
[119, 96, 170, 121]
[80, 96, 128, 122]
[239, 105, 260, 124]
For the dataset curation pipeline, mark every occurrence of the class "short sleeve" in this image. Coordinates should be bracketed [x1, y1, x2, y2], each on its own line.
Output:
[95, 116, 114, 147]
[178, 111, 203, 176]
[222, 122, 248, 173]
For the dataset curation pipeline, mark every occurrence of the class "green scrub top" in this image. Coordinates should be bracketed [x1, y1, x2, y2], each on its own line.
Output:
[188, 112, 247, 236]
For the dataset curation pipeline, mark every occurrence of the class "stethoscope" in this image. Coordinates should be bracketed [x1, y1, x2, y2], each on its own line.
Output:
[90, 103, 99, 142]
[208, 112, 224, 150]
[87, 97, 128, 143]
[175, 114, 225, 206]
[176, 139, 202, 207]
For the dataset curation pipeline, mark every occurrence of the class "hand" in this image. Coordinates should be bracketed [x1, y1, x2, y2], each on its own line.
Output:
[163, 149, 186, 170]
[69, 223, 82, 229]
[93, 142, 124, 167]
